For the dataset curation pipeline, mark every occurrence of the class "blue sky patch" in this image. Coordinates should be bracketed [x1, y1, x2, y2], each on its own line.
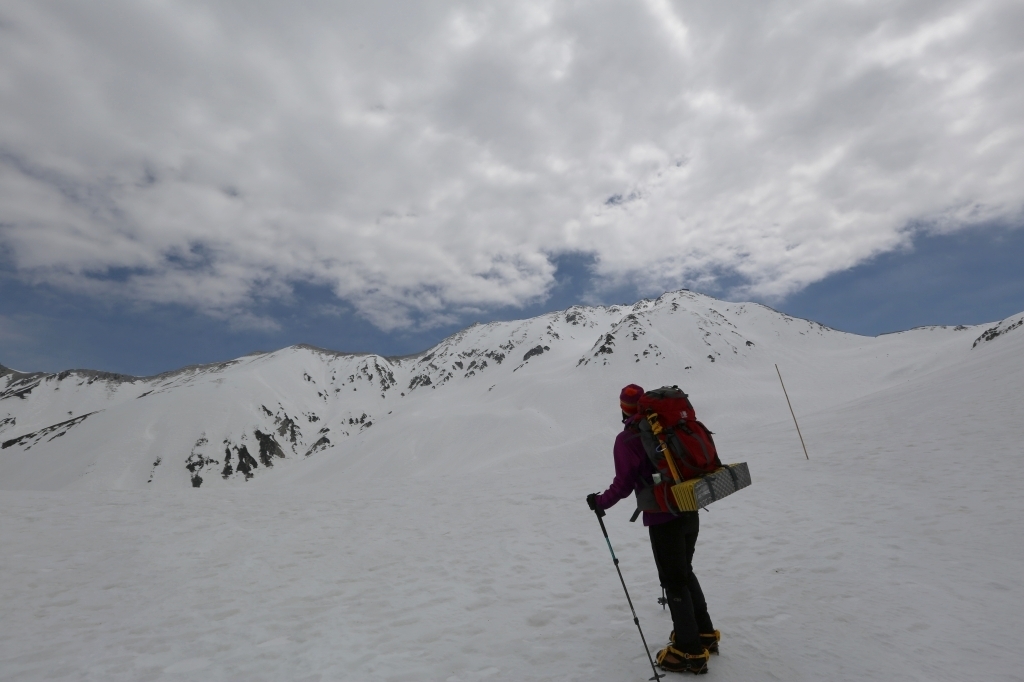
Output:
[2, 227, 1022, 376]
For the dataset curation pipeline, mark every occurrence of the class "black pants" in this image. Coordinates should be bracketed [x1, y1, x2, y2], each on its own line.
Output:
[648, 513, 714, 650]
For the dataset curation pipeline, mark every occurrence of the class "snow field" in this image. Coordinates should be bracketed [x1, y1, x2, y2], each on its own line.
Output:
[2, 292, 1023, 680]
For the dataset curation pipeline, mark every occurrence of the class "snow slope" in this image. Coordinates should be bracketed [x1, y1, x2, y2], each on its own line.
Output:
[1, 292, 1022, 680]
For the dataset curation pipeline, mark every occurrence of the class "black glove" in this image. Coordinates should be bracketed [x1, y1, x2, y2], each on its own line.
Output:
[587, 493, 605, 517]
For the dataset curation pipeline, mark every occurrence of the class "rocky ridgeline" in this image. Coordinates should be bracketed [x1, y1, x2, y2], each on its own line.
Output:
[6, 289, 1004, 490]
[0, 291, 812, 488]
[972, 313, 1024, 348]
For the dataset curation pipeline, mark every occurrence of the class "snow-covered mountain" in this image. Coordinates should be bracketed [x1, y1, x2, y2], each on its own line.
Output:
[2, 289, 1011, 492]
[2, 290, 1022, 681]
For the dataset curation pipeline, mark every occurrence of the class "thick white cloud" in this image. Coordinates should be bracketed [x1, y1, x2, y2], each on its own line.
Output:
[1, 0, 1022, 328]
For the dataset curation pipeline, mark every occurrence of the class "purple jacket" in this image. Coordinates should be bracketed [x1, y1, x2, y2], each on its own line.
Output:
[595, 417, 676, 526]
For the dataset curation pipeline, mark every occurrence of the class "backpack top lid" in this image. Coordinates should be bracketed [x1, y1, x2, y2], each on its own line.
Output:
[637, 385, 695, 424]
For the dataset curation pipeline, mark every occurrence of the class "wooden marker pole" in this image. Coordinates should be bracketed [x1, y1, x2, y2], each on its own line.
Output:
[775, 364, 809, 460]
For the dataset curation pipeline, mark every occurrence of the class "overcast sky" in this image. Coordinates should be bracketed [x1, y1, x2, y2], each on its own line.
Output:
[2, 0, 1023, 374]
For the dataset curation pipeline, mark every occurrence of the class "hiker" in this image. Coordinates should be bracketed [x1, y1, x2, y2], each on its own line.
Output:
[587, 384, 720, 675]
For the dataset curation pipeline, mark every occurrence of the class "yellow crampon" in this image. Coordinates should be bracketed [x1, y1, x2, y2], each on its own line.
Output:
[699, 629, 721, 655]
[656, 644, 710, 674]
[671, 628, 720, 653]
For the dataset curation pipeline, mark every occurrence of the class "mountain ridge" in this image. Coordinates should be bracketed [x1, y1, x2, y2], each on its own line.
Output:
[0, 291, 847, 379]
[2, 289, 1021, 492]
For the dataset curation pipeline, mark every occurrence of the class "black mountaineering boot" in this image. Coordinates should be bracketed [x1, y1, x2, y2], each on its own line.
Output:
[671, 628, 720, 655]
[699, 630, 720, 655]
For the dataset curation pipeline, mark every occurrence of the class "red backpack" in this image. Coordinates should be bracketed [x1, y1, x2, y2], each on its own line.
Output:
[634, 386, 722, 514]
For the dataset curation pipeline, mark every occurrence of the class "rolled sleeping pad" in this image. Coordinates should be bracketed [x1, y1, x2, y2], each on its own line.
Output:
[671, 462, 752, 511]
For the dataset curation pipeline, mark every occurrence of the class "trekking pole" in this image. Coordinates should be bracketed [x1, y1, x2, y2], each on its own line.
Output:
[775, 364, 809, 460]
[591, 505, 664, 681]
